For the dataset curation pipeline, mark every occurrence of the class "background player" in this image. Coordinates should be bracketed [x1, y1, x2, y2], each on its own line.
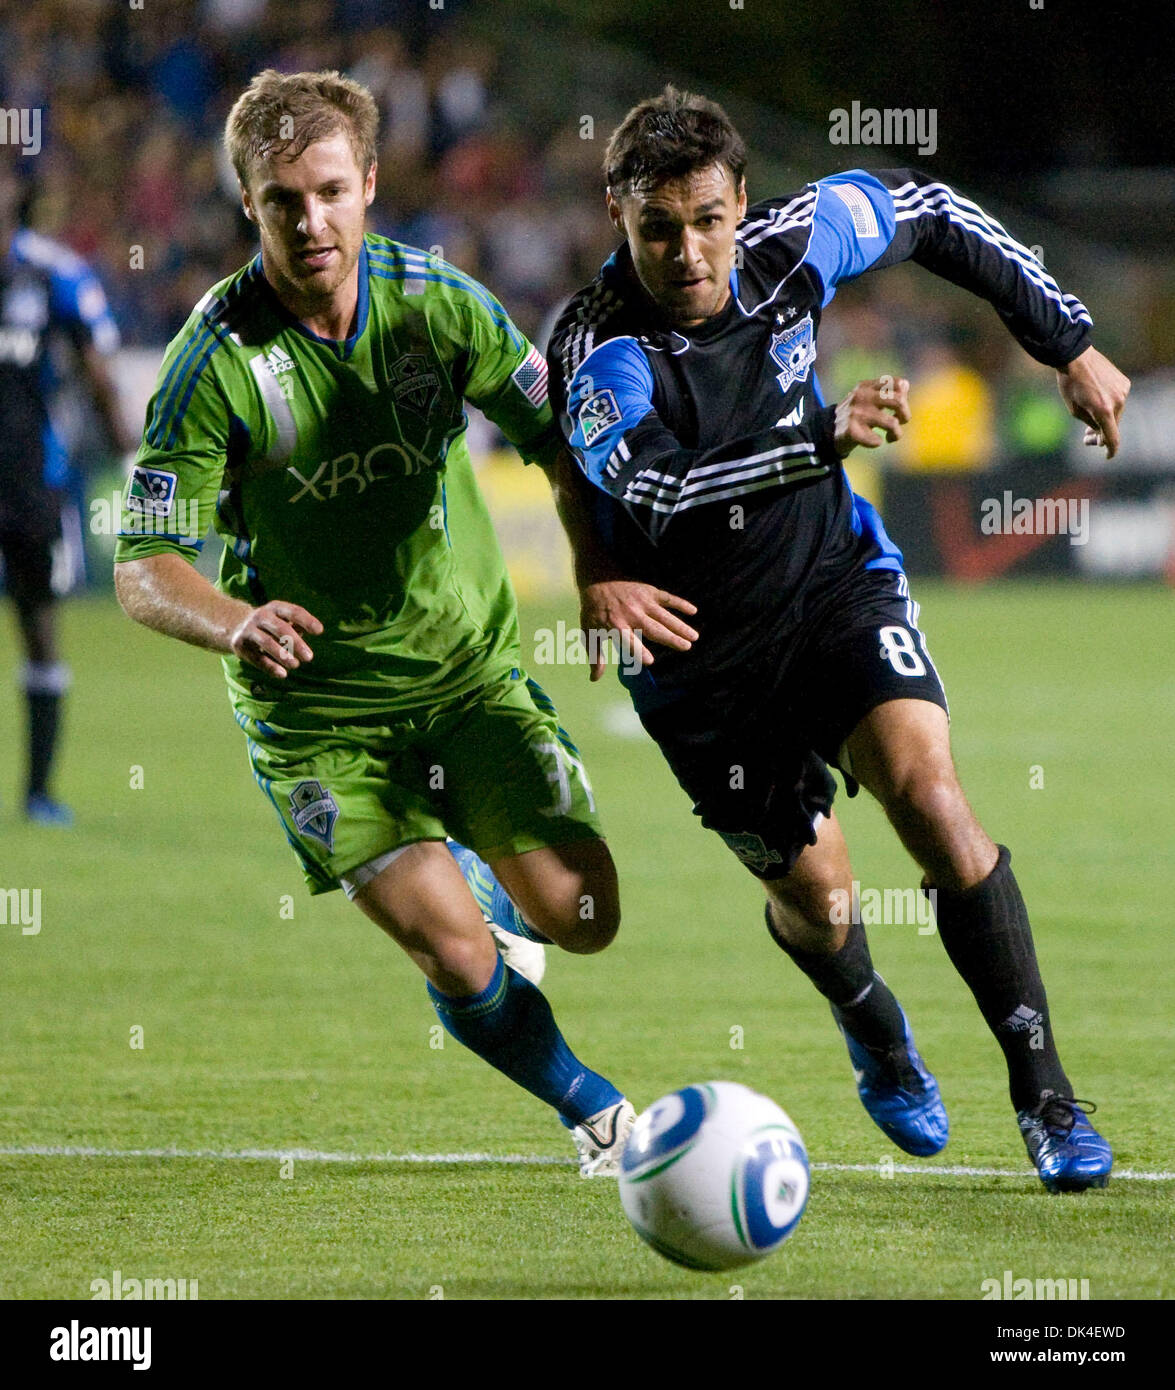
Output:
[546, 87, 1128, 1192]
[113, 69, 634, 1175]
[0, 160, 129, 826]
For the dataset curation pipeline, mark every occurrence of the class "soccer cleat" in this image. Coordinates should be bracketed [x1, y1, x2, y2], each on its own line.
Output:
[24, 794, 74, 827]
[572, 1099, 637, 1178]
[1017, 1094, 1112, 1193]
[489, 923, 546, 987]
[835, 1005, 949, 1156]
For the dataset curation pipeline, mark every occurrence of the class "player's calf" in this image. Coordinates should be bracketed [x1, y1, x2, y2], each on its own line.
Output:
[490, 839, 620, 955]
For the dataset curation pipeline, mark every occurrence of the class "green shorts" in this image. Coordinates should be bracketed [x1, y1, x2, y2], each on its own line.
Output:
[235, 669, 603, 895]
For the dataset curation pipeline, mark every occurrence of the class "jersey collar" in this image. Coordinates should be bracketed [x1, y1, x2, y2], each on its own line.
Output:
[256, 239, 371, 359]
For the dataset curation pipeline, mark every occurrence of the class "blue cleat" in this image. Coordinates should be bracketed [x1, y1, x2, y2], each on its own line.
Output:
[834, 1005, 949, 1156]
[1017, 1094, 1112, 1193]
[25, 794, 74, 827]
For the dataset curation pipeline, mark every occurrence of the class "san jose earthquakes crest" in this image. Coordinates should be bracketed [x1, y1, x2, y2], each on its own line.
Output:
[289, 780, 339, 850]
[768, 313, 816, 394]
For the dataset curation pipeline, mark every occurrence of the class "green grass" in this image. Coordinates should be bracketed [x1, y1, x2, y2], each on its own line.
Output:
[0, 582, 1171, 1299]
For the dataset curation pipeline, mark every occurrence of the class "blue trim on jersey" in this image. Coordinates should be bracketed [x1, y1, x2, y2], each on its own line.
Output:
[277, 242, 370, 360]
[115, 532, 205, 550]
[164, 324, 223, 450]
[567, 337, 655, 489]
[367, 250, 524, 350]
[803, 171, 896, 307]
[851, 490, 905, 569]
[244, 735, 318, 871]
[149, 317, 219, 448]
[11, 228, 119, 352]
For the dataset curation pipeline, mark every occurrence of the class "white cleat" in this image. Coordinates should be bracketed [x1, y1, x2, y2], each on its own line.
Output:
[573, 1099, 637, 1178]
[489, 923, 546, 987]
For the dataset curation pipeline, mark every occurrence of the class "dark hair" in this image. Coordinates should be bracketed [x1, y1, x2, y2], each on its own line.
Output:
[604, 85, 746, 198]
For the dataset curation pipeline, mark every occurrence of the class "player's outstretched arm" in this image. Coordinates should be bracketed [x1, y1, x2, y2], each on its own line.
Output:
[115, 553, 322, 680]
[1055, 345, 1130, 459]
[543, 449, 698, 681]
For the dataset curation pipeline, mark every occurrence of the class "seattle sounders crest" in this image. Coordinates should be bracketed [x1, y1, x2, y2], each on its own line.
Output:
[289, 780, 339, 850]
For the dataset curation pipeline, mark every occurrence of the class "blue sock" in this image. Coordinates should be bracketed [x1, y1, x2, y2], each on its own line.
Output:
[446, 839, 552, 944]
[427, 956, 623, 1126]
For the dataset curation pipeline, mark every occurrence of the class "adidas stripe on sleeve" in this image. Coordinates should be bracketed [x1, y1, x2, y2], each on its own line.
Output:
[797, 168, 1093, 369]
[565, 335, 840, 544]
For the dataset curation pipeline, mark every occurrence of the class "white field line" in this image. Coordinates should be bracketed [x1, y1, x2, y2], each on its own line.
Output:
[0, 1145, 1171, 1181]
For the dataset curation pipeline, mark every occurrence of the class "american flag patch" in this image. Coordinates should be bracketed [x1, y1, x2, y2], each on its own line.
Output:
[511, 347, 548, 408]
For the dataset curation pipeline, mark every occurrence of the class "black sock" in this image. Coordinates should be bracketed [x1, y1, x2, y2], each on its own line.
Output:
[928, 844, 1070, 1112]
[22, 663, 69, 800]
[765, 903, 907, 1054]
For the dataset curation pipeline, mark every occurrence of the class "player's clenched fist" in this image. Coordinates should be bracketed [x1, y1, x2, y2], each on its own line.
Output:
[230, 601, 323, 679]
[833, 376, 911, 457]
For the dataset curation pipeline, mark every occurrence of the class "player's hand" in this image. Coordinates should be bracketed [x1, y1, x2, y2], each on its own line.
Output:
[833, 376, 910, 457]
[1056, 345, 1130, 459]
[579, 580, 699, 682]
[230, 601, 323, 680]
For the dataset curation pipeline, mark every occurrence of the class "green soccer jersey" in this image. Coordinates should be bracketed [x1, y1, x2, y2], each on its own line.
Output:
[114, 235, 561, 725]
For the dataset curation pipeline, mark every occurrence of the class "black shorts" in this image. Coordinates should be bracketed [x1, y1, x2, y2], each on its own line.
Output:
[640, 567, 949, 880]
[0, 527, 58, 607]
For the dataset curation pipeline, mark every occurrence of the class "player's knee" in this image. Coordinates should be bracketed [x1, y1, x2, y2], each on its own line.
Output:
[767, 880, 845, 952]
[427, 932, 496, 989]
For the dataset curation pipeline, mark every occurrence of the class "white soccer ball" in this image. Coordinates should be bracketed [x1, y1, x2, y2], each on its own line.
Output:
[618, 1081, 810, 1271]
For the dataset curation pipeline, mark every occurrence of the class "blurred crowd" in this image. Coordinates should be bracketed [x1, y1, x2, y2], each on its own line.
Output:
[4, 0, 1168, 473]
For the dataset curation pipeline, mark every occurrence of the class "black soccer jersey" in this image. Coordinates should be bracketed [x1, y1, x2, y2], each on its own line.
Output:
[547, 167, 1092, 712]
[0, 228, 119, 530]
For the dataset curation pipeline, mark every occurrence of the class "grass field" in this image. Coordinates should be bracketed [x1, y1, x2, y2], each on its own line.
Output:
[1, 582, 1172, 1301]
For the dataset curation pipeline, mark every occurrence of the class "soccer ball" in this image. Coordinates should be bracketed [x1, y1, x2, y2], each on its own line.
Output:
[618, 1081, 810, 1271]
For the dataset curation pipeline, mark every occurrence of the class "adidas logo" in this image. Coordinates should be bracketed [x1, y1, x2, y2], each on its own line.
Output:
[1000, 1003, 1044, 1033]
[265, 344, 295, 377]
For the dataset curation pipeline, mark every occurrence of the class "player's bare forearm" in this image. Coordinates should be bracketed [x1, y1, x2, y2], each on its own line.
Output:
[544, 447, 624, 589]
[114, 552, 322, 679]
[82, 344, 136, 455]
[539, 448, 699, 680]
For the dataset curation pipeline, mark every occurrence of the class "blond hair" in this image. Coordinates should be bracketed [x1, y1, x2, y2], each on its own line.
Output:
[224, 69, 379, 189]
